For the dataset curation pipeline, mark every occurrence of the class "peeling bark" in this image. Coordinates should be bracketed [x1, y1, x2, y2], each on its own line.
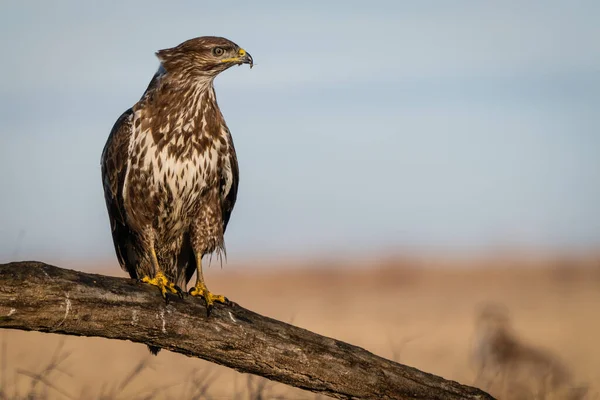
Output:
[0, 261, 494, 400]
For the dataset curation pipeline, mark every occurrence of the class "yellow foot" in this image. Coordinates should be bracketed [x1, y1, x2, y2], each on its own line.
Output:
[189, 283, 228, 316]
[141, 272, 183, 303]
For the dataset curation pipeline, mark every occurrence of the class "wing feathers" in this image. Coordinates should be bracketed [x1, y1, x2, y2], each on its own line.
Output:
[101, 108, 138, 277]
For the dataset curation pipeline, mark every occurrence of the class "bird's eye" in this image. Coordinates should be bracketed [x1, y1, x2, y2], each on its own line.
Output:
[213, 47, 225, 57]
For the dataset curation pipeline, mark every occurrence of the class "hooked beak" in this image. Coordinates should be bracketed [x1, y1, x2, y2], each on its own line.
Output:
[222, 48, 254, 68]
[237, 48, 253, 68]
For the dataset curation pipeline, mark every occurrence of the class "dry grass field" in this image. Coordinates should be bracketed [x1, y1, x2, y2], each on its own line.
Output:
[1, 254, 599, 399]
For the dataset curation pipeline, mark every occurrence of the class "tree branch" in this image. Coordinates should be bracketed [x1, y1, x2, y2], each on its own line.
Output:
[0, 261, 493, 400]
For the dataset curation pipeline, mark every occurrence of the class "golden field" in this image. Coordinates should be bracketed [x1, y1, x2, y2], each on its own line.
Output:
[1, 254, 599, 399]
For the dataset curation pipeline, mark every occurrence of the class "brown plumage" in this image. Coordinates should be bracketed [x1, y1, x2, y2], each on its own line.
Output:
[101, 37, 252, 324]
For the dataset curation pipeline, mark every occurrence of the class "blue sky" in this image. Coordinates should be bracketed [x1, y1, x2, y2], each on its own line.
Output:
[1, 1, 599, 264]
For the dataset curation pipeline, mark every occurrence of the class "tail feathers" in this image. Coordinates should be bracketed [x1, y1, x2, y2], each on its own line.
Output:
[147, 345, 161, 355]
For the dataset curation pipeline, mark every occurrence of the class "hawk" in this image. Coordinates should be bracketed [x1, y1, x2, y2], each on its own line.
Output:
[101, 36, 252, 315]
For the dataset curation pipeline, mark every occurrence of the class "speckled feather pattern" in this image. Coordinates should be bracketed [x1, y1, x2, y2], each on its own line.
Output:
[101, 37, 241, 288]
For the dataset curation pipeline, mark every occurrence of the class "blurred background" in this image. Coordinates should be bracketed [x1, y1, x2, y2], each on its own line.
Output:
[0, 1, 599, 399]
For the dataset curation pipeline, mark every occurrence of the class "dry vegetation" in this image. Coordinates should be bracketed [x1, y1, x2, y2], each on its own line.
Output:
[472, 303, 589, 399]
[1, 253, 599, 399]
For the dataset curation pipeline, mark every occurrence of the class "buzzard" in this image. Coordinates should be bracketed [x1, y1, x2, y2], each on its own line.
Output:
[101, 36, 252, 315]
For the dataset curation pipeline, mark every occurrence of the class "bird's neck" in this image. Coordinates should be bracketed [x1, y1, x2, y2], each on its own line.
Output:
[142, 68, 217, 107]
[134, 70, 225, 148]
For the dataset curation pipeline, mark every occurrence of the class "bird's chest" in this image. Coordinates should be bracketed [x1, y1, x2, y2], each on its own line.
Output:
[128, 130, 223, 226]
[157, 150, 216, 203]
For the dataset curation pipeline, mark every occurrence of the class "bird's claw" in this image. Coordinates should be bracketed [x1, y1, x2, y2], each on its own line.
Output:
[189, 284, 228, 317]
[141, 272, 182, 303]
[174, 285, 184, 298]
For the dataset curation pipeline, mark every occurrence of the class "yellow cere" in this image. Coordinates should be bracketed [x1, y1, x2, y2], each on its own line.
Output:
[221, 48, 247, 63]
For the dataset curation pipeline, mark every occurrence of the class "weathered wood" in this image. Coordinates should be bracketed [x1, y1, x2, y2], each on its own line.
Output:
[0, 261, 494, 400]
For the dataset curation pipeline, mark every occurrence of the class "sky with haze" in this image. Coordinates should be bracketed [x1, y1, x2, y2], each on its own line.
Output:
[1, 1, 599, 267]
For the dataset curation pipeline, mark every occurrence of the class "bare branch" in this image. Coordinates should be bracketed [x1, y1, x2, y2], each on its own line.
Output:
[0, 261, 494, 400]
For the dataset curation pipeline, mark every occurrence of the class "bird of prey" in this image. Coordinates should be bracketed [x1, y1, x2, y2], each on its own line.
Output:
[101, 36, 252, 315]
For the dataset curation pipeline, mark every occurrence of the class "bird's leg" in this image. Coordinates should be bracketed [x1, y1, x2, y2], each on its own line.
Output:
[189, 255, 227, 316]
[141, 246, 183, 302]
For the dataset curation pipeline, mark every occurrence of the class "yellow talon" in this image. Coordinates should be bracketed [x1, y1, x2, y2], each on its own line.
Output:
[189, 281, 227, 314]
[190, 255, 227, 315]
[141, 271, 181, 300]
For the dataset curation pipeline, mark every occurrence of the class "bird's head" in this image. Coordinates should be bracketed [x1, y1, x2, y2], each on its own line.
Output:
[156, 36, 253, 79]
